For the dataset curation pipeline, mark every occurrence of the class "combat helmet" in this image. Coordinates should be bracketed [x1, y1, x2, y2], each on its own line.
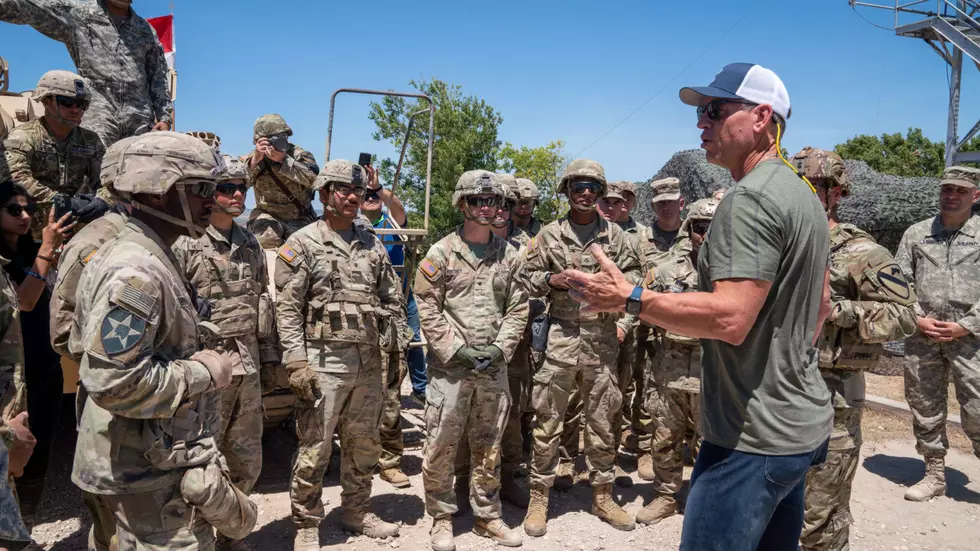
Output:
[114, 131, 225, 238]
[313, 159, 366, 191]
[34, 70, 88, 103]
[686, 197, 719, 221]
[791, 147, 849, 196]
[253, 114, 292, 142]
[219, 154, 248, 185]
[557, 159, 607, 196]
[496, 173, 519, 203]
[99, 135, 143, 192]
[515, 178, 541, 202]
[452, 170, 502, 205]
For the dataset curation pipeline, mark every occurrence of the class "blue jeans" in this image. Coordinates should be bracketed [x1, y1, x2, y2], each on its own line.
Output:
[405, 291, 427, 395]
[680, 439, 829, 551]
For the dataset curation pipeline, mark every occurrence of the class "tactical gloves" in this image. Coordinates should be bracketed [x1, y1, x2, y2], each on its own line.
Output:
[454, 344, 503, 375]
[452, 347, 486, 370]
[286, 360, 321, 403]
[71, 194, 111, 223]
[193, 350, 233, 391]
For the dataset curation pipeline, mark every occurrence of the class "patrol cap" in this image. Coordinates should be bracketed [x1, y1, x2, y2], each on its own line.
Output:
[940, 166, 980, 189]
[113, 131, 225, 195]
[515, 178, 541, 201]
[605, 181, 633, 201]
[650, 177, 681, 203]
[314, 159, 366, 190]
[791, 146, 849, 196]
[680, 62, 791, 121]
[253, 114, 292, 142]
[99, 135, 143, 190]
[558, 159, 607, 196]
[35, 70, 87, 101]
[452, 170, 502, 205]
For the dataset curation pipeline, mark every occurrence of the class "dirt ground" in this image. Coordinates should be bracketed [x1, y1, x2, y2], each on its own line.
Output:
[25, 395, 980, 551]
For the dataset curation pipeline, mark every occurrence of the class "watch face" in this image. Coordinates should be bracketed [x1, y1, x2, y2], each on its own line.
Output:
[626, 301, 641, 316]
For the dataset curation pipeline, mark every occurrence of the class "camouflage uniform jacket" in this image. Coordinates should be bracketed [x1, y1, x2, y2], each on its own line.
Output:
[642, 247, 700, 392]
[245, 145, 319, 221]
[896, 214, 980, 334]
[275, 220, 405, 371]
[819, 223, 917, 371]
[638, 221, 683, 271]
[0, 258, 26, 448]
[0, 0, 174, 127]
[514, 218, 542, 239]
[173, 223, 280, 377]
[1, 118, 104, 230]
[51, 209, 128, 360]
[72, 218, 220, 494]
[519, 216, 641, 365]
[415, 230, 529, 377]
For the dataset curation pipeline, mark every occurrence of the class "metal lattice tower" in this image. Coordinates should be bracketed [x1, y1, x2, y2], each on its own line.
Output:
[851, 0, 980, 165]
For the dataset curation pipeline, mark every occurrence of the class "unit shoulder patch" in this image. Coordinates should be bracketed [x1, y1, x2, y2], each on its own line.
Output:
[875, 262, 911, 301]
[100, 306, 147, 356]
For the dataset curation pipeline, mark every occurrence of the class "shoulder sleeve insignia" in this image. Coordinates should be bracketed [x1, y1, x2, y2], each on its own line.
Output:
[527, 237, 537, 252]
[278, 244, 299, 265]
[875, 263, 912, 301]
[100, 306, 147, 356]
[420, 258, 440, 280]
[113, 280, 157, 320]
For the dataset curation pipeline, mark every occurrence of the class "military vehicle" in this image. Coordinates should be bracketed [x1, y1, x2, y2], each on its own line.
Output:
[0, 56, 44, 140]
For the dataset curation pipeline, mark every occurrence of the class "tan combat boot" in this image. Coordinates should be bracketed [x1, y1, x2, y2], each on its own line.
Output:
[293, 526, 320, 551]
[500, 472, 530, 508]
[380, 466, 412, 488]
[592, 483, 635, 531]
[341, 509, 400, 539]
[430, 518, 456, 551]
[637, 453, 655, 481]
[635, 494, 677, 525]
[474, 518, 523, 547]
[905, 457, 947, 502]
[523, 485, 550, 537]
[554, 461, 574, 491]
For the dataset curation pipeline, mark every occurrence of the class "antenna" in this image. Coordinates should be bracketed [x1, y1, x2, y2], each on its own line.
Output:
[850, 0, 980, 166]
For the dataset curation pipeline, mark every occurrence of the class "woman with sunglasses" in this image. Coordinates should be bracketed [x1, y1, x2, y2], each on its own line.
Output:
[0, 180, 73, 534]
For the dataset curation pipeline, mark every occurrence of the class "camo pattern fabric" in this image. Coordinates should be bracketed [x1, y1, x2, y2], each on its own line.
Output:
[275, 220, 404, 524]
[1, 118, 104, 239]
[0, 440, 31, 546]
[896, 214, 980, 459]
[0, 257, 25, 425]
[245, 144, 318, 248]
[0, 0, 175, 146]
[379, 348, 407, 470]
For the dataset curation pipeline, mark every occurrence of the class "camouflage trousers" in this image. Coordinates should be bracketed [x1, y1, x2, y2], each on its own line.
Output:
[82, 94, 154, 148]
[290, 357, 384, 527]
[0, 441, 30, 547]
[801, 407, 862, 551]
[246, 210, 315, 250]
[423, 371, 510, 520]
[645, 342, 701, 496]
[531, 358, 622, 488]
[380, 349, 407, 470]
[502, 336, 531, 475]
[216, 373, 263, 495]
[82, 490, 117, 551]
[102, 483, 216, 550]
[904, 336, 980, 459]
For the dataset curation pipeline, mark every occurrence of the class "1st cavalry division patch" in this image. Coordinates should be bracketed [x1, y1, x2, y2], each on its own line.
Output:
[876, 263, 911, 301]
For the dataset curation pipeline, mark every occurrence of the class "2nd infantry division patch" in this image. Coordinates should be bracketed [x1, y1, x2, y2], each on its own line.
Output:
[100, 306, 147, 355]
[876, 263, 911, 301]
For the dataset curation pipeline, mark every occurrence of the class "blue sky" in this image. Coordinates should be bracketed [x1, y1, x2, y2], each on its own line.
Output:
[1, 0, 976, 185]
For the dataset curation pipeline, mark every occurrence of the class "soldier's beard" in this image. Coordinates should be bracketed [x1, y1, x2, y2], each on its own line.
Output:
[131, 191, 207, 239]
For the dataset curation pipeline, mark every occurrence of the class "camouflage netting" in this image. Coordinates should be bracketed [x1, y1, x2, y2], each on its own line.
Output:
[633, 149, 943, 252]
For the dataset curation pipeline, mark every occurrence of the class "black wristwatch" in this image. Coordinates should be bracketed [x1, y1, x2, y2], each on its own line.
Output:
[625, 286, 643, 315]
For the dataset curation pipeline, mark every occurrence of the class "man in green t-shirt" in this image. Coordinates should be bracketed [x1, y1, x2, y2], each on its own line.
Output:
[562, 63, 833, 551]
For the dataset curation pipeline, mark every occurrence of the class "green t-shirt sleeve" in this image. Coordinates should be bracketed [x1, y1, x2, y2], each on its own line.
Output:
[708, 188, 784, 283]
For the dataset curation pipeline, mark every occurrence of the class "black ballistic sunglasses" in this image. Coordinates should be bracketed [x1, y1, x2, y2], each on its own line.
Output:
[55, 95, 89, 110]
[696, 99, 756, 121]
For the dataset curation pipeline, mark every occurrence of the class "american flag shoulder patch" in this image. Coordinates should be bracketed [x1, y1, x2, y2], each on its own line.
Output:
[420, 259, 439, 280]
[278, 245, 299, 264]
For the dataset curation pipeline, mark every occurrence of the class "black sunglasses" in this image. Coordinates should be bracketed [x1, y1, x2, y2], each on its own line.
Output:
[364, 187, 382, 201]
[55, 95, 89, 110]
[215, 183, 248, 195]
[3, 203, 34, 217]
[691, 221, 711, 235]
[465, 196, 501, 208]
[570, 181, 601, 194]
[696, 99, 756, 121]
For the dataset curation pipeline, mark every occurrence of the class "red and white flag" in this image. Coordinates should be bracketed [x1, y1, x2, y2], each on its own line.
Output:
[147, 15, 175, 69]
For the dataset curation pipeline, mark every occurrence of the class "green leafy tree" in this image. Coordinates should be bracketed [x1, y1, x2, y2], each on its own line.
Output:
[369, 78, 502, 246]
[498, 140, 569, 223]
[835, 128, 946, 177]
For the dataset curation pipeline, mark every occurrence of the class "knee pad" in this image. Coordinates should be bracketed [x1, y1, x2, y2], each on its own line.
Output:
[180, 460, 257, 540]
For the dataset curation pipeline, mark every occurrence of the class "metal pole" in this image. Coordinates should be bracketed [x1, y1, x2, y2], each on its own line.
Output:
[423, 102, 435, 233]
[946, 2, 965, 165]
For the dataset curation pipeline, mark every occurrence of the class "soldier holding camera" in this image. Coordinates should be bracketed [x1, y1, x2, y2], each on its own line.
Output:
[245, 114, 319, 249]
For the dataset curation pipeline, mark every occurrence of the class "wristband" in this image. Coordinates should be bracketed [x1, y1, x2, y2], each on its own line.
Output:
[25, 269, 46, 282]
[36, 254, 57, 263]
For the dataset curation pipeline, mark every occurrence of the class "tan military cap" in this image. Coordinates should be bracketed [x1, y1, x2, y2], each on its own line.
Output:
[940, 166, 980, 189]
[651, 177, 681, 203]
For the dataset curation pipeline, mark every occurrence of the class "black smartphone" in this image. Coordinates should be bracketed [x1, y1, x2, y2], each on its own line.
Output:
[53, 193, 73, 222]
[358, 152, 372, 167]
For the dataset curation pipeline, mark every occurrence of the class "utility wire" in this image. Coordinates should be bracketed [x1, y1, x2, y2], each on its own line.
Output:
[850, 4, 897, 31]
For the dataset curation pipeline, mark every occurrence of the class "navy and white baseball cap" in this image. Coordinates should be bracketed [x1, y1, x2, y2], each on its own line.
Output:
[680, 62, 791, 121]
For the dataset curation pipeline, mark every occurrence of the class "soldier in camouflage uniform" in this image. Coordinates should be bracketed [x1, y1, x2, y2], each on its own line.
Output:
[245, 115, 319, 250]
[73, 132, 257, 550]
[276, 159, 404, 550]
[896, 165, 980, 502]
[1, 70, 107, 240]
[792, 148, 918, 549]
[49, 136, 135, 551]
[0, 0, 175, 146]
[519, 160, 642, 536]
[417, 170, 527, 551]
[172, 155, 279, 551]
[512, 178, 543, 238]
[633, 198, 713, 526]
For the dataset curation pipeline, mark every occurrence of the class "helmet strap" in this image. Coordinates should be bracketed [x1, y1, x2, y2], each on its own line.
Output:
[131, 190, 207, 238]
[461, 201, 493, 225]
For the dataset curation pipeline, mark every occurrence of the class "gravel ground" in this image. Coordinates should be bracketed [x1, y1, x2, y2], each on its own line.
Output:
[25, 397, 980, 550]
